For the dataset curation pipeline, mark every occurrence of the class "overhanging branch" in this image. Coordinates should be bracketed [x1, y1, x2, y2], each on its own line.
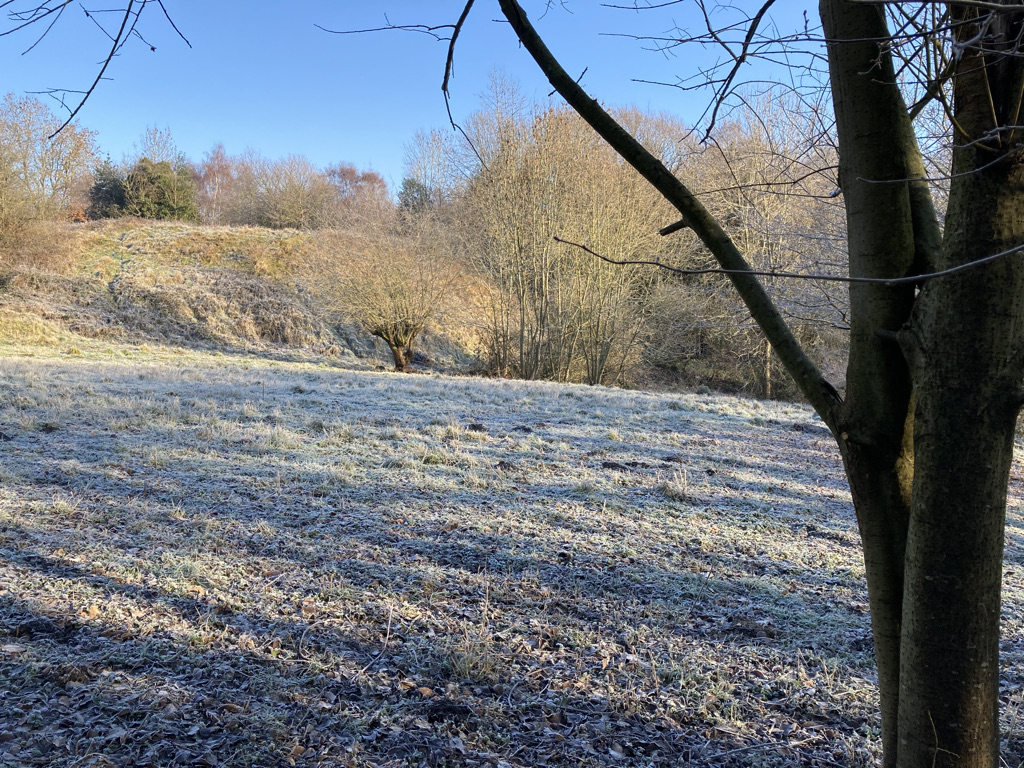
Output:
[496, 0, 842, 426]
[48, 0, 134, 137]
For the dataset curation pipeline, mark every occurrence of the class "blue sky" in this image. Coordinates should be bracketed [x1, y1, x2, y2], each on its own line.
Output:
[0, 1, 815, 190]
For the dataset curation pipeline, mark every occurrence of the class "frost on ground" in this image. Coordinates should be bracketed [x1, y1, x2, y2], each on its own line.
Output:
[1, 348, 1023, 767]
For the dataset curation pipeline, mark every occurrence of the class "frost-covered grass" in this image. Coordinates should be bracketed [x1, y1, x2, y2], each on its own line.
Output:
[1, 345, 1023, 767]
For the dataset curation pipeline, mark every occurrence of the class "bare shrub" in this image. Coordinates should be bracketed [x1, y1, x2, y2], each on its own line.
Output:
[455, 92, 677, 386]
[0, 219, 83, 274]
[305, 211, 463, 371]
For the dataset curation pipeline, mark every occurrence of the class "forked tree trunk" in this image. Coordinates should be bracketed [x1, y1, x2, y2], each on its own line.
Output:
[496, 1, 1024, 764]
[377, 333, 415, 372]
[390, 341, 416, 372]
[816, 5, 1024, 764]
[388, 344, 410, 372]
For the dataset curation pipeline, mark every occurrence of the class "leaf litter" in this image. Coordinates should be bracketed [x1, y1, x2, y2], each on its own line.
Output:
[0, 347, 1022, 767]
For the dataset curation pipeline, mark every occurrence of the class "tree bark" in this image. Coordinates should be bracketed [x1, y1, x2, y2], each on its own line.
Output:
[895, 18, 1024, 757]
[897, 182, 1024, 764]
[819, 2, 920, 761]
[382, 338, 413, 372]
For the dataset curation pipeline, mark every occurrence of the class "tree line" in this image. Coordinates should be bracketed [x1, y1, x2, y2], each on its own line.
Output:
[0, 95, 389, 234]
[0, 85, 848, 394]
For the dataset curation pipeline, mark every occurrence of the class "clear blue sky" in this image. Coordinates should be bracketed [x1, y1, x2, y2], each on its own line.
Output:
[0, 1, 814, 190]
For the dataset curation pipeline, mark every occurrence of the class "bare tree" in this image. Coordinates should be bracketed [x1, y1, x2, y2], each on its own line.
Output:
[126, 125, 186, 168]
[454, 91, 678, 385]
[402, 128, 463, 208]
[324, 162, 390, 222]
[220, 151, 381, 231]
[251, 154, 339, 230]
[0, 92, 96, 228]
[306, 210, 460, 371]
[485, 1, 1024, 765]
[196, 143, 234, 225]
[671, 92, 848, 396]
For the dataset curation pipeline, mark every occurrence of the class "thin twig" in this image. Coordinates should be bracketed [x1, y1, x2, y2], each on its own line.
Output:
[702, 0, 778, 140]
[315, 19, 453, 40]
[443, 0, 486, 167]
[18, 0, 66, 54]
[552, 235, 1024, 287]
[356, 603, 393, 677]
[0, 0, 69, 38]
[48, 0, 134, 137]
[297, 619, 324, 660]
[851, 0, 1024, 12]
[156, 0, 191, 47]
[707, 740, 799, 759]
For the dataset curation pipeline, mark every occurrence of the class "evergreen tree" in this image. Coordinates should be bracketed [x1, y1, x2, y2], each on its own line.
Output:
[123, 157, 199, 221]
[87, 159, 127, 219]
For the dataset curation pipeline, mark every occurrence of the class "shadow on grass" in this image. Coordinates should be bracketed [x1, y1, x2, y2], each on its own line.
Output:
[0, 356, 944, 767]
[0, 554, 828, 768]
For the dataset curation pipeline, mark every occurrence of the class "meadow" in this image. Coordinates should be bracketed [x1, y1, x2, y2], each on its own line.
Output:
[1, 344, 1024, 767]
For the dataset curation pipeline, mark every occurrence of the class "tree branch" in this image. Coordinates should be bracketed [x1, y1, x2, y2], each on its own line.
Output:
[553, 236, 1024, 286]
[496, 0, 842, 426]
[442, 1, 486, 169]
[701, 0, 778, 140]
[48, 0, 134, 137]
[852, 0, 1024, 12]
[442, 0, 475, 97]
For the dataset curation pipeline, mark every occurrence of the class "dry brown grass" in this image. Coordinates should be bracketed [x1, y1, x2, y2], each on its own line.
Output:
[0, 220, 482, 370]
[0, 219, 84, 275]
[2, 345, 1022, 767]
[0, 305, 66, 345]
[75, 219, 315, 280]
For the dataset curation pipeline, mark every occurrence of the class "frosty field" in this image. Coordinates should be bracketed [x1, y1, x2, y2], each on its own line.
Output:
[1, 346, 1023, 767]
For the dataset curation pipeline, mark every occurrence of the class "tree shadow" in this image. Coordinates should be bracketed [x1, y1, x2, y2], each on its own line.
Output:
[6, 356, 1021, 765]
[0, 550, 878, 768]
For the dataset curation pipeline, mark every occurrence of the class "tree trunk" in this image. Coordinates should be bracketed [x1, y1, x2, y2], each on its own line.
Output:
[820, 3, 922, 757]
[496, 2, 1024, 764]
[384, 339, 413, 372]
[896, 54, 1024, 762]
[908, 9, 1024, 761]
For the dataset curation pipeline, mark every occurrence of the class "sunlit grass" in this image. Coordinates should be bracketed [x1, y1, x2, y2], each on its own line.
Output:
[0, 345, 1021, 766]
